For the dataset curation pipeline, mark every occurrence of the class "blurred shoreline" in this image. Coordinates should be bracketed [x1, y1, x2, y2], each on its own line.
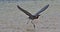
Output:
[0, 0, 58, 3]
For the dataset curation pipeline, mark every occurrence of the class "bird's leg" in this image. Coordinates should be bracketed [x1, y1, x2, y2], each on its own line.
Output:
[26, 19, 30, 24]
[31, 20, 35, 29]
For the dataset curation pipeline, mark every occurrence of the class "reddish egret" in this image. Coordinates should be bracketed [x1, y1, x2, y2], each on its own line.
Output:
[17, 4, 49, 28]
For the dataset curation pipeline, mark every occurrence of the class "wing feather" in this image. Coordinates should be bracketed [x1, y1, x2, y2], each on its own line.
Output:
[17, 5, 32, 16]
[34, 4, 49, 16]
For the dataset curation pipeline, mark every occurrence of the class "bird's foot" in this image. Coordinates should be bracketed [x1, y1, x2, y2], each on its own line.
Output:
[31, 20, 35, 29]
[26, 19, 30, 24]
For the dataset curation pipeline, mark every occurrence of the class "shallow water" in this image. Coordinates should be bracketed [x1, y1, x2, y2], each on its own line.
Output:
[0, 0, 60, 32]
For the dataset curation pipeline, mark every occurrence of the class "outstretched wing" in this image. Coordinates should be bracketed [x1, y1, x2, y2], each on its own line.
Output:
[17, 5, 32, 16]
[34, 4, 49, 16]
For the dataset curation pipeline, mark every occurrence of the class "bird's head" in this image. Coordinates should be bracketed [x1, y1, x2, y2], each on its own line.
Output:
[36, 15, 40, 18]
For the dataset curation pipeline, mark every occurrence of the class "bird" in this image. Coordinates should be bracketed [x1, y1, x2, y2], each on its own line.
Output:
[17, 4, 49, 29]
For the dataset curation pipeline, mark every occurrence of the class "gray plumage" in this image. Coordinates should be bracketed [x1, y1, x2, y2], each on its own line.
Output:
[17, 4, 49, 29]
[34, 4, 49, 16]
[17, 4, 49, 20]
